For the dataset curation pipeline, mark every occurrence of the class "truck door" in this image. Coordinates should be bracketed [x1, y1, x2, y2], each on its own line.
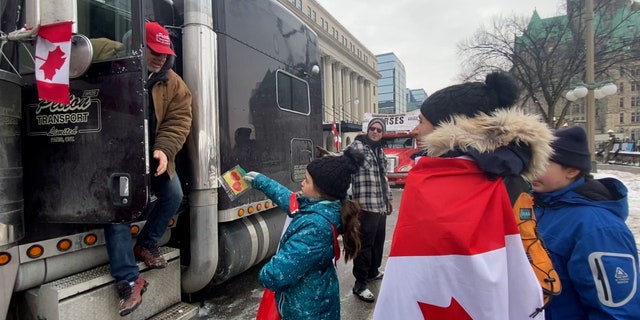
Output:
[21, 0, 152, 223]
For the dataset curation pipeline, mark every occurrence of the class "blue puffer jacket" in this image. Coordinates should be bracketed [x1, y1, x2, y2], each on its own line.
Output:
[251, 174, 342, 320]
[534, 177, 640, 320]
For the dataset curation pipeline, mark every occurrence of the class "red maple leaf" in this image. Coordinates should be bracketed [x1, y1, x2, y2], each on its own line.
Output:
[39, 46, 66, 80]
[419, 297, 472, 320]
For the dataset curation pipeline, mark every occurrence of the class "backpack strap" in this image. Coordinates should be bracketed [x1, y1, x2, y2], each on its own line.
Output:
[316, 206, 341, 267]
[513, 193, 561, 300]
[329, 223, 340, 267]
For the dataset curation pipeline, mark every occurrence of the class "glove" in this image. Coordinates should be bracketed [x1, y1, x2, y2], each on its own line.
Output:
[243, 171, 260, 183]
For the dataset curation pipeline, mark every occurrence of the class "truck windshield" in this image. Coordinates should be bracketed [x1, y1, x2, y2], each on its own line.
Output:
[382, 137, 414, 149]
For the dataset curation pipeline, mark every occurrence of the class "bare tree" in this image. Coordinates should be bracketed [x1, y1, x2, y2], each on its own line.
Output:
[458, 0, 640, 129]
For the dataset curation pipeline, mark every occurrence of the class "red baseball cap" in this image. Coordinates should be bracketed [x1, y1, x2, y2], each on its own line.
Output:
[145, 21, 176, 56]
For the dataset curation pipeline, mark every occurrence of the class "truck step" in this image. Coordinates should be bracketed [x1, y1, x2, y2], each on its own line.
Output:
[24, 247, 191, 320]
[148, 302, 199, 320]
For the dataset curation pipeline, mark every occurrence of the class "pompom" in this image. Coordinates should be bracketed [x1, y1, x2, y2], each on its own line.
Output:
[485, 71, 520, 108]
[344, 147, 365, 172]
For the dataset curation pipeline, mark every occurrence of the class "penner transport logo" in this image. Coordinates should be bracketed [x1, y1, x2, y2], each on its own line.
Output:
[27, 92, 101, 143]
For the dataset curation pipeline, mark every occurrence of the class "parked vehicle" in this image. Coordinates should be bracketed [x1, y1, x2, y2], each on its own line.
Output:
[381, 132, 418, 187]
[0, 0, 321, 318]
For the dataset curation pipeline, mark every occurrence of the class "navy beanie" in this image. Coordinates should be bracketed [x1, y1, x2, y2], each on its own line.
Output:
[550, 126, 591, 171]
[307, 148, 365, 199]
[420, 71, 520, 126]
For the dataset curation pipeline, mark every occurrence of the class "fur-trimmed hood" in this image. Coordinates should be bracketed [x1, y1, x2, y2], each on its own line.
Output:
[418, 108, 554, 180]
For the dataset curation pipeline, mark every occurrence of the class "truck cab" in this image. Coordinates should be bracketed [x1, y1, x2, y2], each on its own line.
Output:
[381, 131, 418, 187]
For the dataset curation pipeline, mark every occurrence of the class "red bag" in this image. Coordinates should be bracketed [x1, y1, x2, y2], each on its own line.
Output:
[256, 288, 280, 320]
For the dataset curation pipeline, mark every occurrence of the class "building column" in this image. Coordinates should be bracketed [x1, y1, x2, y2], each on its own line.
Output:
[350, 71, 358, 123]
[323, 56, 334, 123]
[355, 76, 367, 122]
[363, 80, 370, 120]
[343, 67, 351, 122]
[334, 62, 343, 117]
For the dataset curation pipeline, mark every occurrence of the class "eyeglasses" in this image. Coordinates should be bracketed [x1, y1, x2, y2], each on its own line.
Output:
[369, 127, 383, 133]
[148, 48, 166, 57]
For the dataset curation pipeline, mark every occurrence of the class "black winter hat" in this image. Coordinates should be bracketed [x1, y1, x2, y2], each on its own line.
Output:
[420, 71, 520, 126]
[306, 148, 365, 199]
[550, 126, 591, 171]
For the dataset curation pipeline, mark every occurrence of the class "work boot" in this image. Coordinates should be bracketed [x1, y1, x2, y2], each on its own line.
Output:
[134, 244, 167, 269]
[116, 277, 148, 316]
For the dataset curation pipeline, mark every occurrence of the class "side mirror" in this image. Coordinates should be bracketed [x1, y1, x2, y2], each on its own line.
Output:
[69, 34, 93, 78]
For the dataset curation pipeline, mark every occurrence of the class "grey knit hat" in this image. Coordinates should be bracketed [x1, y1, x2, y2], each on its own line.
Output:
[367, 118, 386, 133]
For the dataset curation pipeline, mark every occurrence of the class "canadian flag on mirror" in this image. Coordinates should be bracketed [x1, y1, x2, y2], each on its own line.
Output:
[35, 21, 73, 105]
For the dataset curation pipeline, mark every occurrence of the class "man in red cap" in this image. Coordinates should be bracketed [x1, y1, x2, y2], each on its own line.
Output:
[103, 21, 192, 316]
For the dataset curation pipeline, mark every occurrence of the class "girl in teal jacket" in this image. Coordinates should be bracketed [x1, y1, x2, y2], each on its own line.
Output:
[244, 148, 364, 320]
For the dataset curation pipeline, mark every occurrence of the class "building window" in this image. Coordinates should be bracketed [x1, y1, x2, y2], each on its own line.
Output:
[619, 82, 624, 93]
[307, 6, 311, 18]
[632, 97, 640, 107]
[632, 112, 640, 123]
[632, 81, 640, 92]
[621, 97, 625, 108]
[297, 0, 302, 10]
[620, 112, 625, 124]
[311, 10, 316, 22]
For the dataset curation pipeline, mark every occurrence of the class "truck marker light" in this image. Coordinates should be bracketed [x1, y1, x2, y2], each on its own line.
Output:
[84, 234, 98, 245]
[257, 203, 263, 211]
[248, 206, 255, 214]
[27, 245, 44, 259]
[0, 252, 11, 265]
[168, 218, 176, 227]
[56, 239, 72, 252]
[238, 208, 245, 217]
[130, 225, 140, 235]
[265, 201, 271, 209]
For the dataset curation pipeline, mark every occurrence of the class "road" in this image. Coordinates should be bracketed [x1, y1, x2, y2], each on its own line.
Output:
[194, 188, 403, 320]
[194, 163, 640, 319]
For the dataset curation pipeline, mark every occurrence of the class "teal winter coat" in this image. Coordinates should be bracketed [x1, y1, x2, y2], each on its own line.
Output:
[251, 174, 342, 320]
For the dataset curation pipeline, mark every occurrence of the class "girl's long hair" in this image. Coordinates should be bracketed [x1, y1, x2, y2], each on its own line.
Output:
[340, 199, 361, 262]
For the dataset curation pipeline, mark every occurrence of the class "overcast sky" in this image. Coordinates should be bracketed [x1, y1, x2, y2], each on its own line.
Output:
[316, 0, 566, 96]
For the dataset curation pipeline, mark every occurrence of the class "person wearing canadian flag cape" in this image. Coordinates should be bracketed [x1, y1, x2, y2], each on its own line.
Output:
[373, 71, 555, 319]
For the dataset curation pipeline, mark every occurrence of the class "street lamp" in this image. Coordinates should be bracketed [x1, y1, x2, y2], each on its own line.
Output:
[563, 0, 619, 160]
[566, 81, 617, 102]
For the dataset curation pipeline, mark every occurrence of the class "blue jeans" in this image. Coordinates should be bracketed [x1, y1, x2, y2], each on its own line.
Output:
[104, 173, 183, 282]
